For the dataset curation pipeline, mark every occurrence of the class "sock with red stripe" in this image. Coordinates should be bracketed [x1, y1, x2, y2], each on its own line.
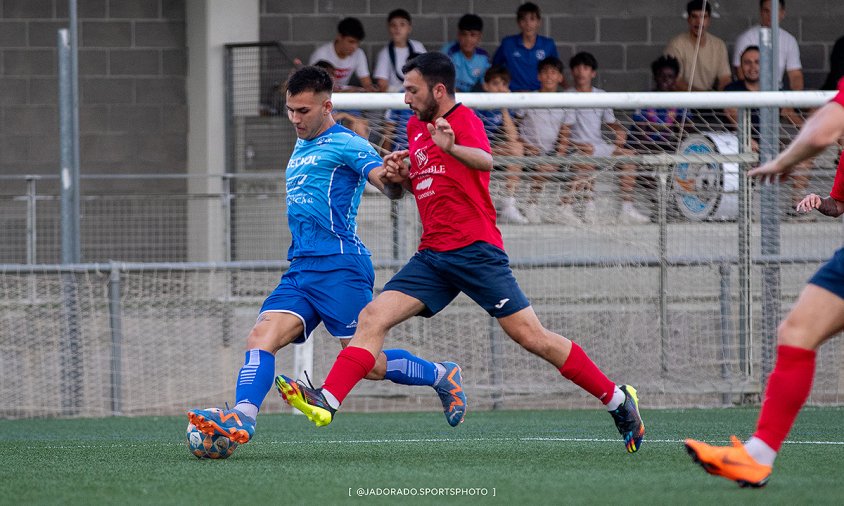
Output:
[322, 346, 376, 407]
[753, 345, 816, 452]
[559, 342, 616, 405]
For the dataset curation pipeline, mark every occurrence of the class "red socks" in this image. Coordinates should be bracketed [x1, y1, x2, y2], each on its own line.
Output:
[322, 346, 376, 405]
[559, 342, 616, 404]
[754, 345, 816, 451]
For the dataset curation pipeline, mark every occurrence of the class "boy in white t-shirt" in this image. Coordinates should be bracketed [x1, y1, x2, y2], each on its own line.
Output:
[732, 0, 803, 91]
[373, 9, 426, 92]
[517, 57, 571, 224]
[559, 52, 649, 225]
[308, 18, 376, 92]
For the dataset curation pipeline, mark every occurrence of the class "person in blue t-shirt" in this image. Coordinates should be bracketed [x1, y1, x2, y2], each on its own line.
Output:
[492, 2, 561, 91]
[442, 14, 490, 92]
[188, 66, 467, 445]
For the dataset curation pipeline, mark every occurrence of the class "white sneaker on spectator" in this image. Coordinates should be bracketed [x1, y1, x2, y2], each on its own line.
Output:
[498, 197, 528, 224]
[581, 200, 598, 225]
[524, 203, 542, 224]
[619, 202, 650, 224]
[547, 203, 581, 225]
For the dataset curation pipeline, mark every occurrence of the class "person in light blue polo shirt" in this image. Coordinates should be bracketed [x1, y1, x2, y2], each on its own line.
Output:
[492, 2, 561, 91]
[442, 14, 490, 92]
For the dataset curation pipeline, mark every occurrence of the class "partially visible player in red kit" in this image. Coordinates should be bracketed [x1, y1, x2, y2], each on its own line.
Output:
[686, 77, 844, 488]
[275, 52, 645, 452]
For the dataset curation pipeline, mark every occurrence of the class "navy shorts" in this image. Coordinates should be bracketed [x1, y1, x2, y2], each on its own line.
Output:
[809, 246, 844, 300]
[384, 241, 531, 318]
[259, 254, 374, 342]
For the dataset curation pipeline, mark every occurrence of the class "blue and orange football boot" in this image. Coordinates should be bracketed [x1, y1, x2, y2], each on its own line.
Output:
[187, 407, 255, 444]
[685, 436, 772, 488]
[609, 384, 645, 452]
[275, 374, 336, 427]
[433, 362, 467, 427]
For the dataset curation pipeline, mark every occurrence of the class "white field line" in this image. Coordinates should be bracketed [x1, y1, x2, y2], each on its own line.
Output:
[16, 436, 844, 451]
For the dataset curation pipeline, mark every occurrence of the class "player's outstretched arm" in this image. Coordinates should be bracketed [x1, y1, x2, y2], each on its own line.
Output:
[427, 118, 493, 171]
[795, 193, 844, 217]
[748, 101, 844, 181]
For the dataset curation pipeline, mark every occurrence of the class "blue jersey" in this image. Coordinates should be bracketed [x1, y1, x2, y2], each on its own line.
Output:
[284, 123, 381, 259]
[492, 35, 559, 91]
[442, 42, 490, 92]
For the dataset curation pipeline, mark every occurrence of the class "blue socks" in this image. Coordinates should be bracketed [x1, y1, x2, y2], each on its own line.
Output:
[234, 349, 275, 414]
[383, 349, 438, 386]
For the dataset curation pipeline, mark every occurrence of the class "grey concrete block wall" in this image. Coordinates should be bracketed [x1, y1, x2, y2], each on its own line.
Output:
[2, 0, 842, 179]
[0, 0, 186, 176]
[258, 0, 844, 92]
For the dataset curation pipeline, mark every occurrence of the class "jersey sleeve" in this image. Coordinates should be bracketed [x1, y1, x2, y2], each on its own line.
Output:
[456, 110, 491, 153]
[830, 154, 844, 201]
[343, 135, 382, 177]
[833, 77, 844, 107]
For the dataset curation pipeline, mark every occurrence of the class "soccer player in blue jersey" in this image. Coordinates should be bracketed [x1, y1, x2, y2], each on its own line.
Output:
[188, 66, 466, 445]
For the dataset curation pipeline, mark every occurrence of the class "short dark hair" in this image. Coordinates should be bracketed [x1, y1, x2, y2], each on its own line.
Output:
[761, 0, 785, 8]
[569, 52, 598, 70]
[517, 2, 541, 20]
[741, 45, 760, 60]
[388, 8, 411, 23]
[686, 0, 712, 16]
[484, 65, 510, 83]
[337, 17, 365, 40]
[651, 55, 680, 76]
[457, 13, 483, 32]
[312, 60, 335, 73]
[286, 66, 334, 96]
[538, 56, 563, 74]
[402, 52, 456, 96]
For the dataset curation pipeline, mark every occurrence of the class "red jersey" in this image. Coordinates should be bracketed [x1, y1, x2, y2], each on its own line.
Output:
[406, 103, 502, 252]
[828, 78, 844, 200]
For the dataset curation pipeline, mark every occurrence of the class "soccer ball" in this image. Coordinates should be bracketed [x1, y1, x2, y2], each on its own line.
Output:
[187, 419, 238, 459]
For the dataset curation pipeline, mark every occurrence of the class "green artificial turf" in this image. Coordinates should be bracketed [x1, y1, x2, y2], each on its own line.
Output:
[2, 407, 842, 504]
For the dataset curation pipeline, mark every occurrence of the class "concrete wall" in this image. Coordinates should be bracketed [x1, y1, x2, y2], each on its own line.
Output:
[260, 0, 843, 93]
[0, 0, 186, 180]
[2, 0, 842, 178]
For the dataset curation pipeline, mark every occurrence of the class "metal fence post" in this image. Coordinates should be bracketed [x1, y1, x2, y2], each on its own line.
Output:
[737, 108, 754, 379]
[108, 263, 124, 416]
[26, 177, 37, 265]
[657, 163, 669, 374]
[718, 263, 733, 405]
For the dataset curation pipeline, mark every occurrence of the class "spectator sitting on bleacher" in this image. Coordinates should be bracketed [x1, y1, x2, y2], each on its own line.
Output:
[664, 0, 731, 91]
[631, 55, 693, 153]
[309, 17, 377, 92]
[312, 60, 369, 139]
[442, 14, 490, 92]
[516, 57, 571, 224]
[725, 45, 811, 219]
[476, 66, 528, 224]
[492, 2, 561, 92]
[373, 9, 426, 92]
[559, 52, 650, 225]
[733, 0, 802, 91]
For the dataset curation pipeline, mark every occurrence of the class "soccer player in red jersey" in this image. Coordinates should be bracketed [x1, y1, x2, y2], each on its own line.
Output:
[686, 77, 844, 487]
[276, 52, 645, 452]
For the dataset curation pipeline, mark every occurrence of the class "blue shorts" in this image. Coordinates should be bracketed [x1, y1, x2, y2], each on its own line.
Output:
[383, 241, 531, 318]
[259, 254, 374, 342]
[809, 246, 844, 300]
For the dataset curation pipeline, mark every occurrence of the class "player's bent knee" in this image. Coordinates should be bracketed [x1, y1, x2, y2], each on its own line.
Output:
[776, 317, 818, 349]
